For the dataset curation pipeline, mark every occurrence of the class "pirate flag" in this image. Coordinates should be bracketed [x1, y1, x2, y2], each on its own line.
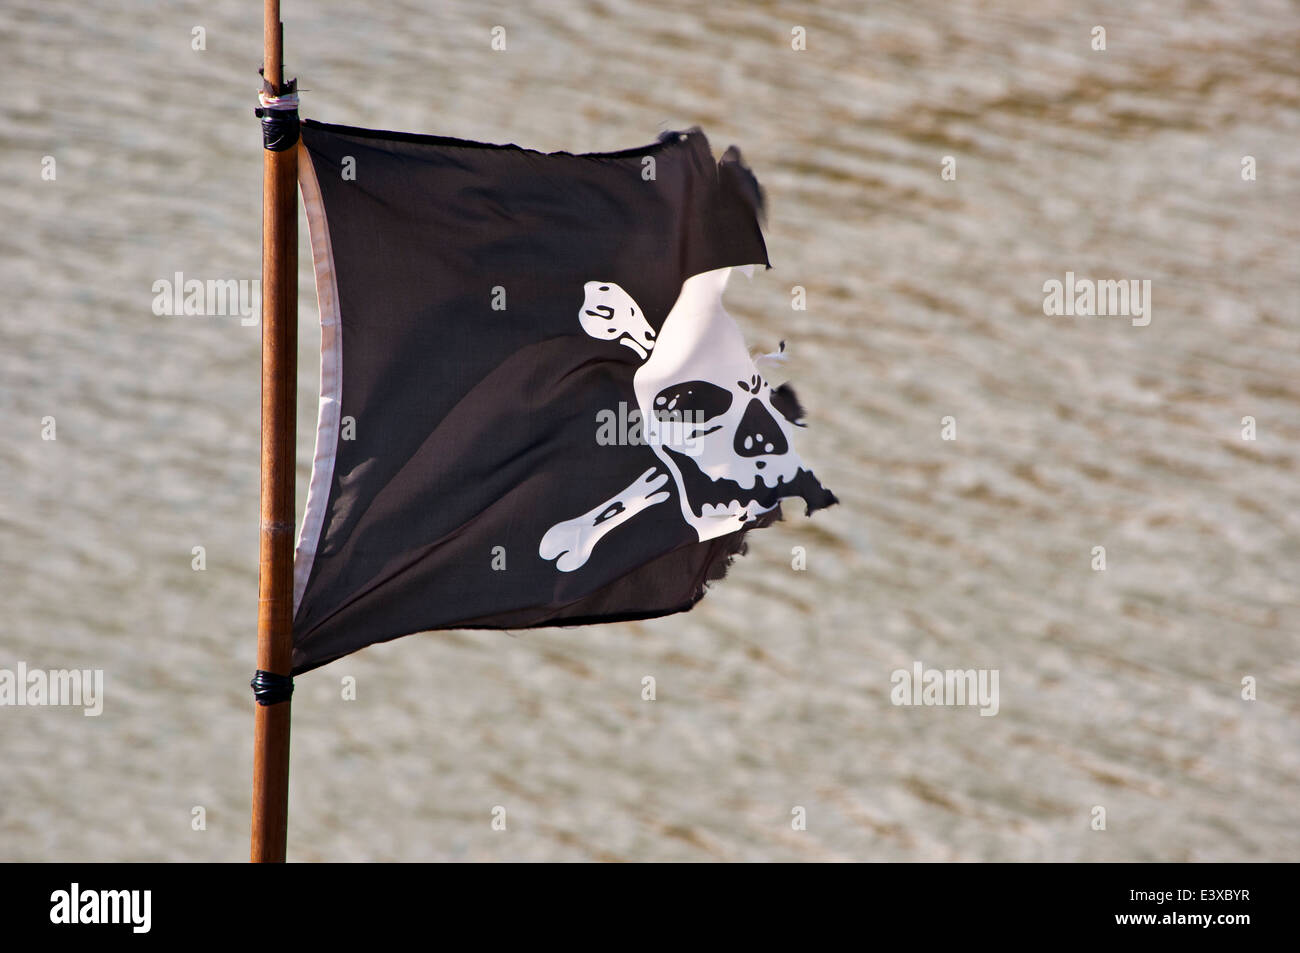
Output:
[291, 120, 836, 675]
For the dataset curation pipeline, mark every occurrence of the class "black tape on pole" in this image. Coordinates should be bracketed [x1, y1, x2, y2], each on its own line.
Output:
[250, 670, 295, 706]
[255, 76, 299, 152]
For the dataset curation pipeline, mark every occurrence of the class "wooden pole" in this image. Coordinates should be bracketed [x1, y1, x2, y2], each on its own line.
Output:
[251, 0, 297, 863]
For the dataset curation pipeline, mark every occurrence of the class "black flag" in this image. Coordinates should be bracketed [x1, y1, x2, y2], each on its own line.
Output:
[291, 120, 836, 675]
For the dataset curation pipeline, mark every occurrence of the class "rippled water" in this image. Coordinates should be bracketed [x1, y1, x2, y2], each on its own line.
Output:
[1, 0, 1297, 861]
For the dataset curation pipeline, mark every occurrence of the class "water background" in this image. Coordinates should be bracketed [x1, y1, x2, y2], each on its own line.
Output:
[1, 0, 1297, 860]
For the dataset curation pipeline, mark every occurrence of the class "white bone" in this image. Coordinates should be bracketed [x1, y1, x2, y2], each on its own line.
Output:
[539, 467, 671, 571]
[579, 281, 657, 359]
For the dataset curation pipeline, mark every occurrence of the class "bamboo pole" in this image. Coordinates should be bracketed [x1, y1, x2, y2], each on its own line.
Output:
[251, 0, 297, 863]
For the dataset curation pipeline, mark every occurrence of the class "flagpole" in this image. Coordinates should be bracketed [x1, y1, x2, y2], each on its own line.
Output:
[250, 0, 298, 863]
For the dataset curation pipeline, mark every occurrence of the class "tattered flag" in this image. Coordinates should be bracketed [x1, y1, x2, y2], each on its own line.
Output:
[291, 120, 835, 674]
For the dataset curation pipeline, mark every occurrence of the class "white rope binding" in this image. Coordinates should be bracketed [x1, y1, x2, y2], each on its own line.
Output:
[258, 89, 300, 111]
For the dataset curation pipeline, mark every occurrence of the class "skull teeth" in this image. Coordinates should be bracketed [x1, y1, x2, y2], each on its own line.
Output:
[664, 448, 799, 521]
[701, 501, 744, 518]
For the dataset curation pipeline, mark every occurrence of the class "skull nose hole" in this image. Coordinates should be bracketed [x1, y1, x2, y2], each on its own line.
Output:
[734, 398, 788, 458]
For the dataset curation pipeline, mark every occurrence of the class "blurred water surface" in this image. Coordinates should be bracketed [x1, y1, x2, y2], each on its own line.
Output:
[1, 0, 1297, 860]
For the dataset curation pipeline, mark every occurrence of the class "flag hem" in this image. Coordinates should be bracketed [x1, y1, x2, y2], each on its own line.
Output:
[289, 515, 772, 677]
[292, 140, 344, 615]
[299, 117, 709, 161]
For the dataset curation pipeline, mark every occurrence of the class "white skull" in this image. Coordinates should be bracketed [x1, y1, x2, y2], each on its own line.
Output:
[579, 281, 657, 359]
[544, 266, 815, 572]
[634, 267, 806, 541]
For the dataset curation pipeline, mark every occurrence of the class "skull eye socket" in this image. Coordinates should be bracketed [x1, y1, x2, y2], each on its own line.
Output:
[653, 380, 733, 423]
